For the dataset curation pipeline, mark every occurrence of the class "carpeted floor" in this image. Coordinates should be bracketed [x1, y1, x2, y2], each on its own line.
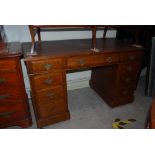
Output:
[10, 77, 152, 129]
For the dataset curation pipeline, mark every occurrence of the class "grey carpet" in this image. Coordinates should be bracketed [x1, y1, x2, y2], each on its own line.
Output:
[9, 77, 152, 129]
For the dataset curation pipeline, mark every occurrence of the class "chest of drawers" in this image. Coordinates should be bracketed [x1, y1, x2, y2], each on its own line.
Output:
[0, 43, 32, 128]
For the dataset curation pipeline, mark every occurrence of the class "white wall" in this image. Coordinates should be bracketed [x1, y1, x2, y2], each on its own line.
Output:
[4, 25, 116, 97]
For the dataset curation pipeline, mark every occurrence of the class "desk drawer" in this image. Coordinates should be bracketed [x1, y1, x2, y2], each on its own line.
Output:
[30, 58, 63, 74]
[120, 52, 143, 62]
[38, 99, 67, 118]
[117, 74, 137, 87]
[35, 86, 65, 106]
[119, 62, 141, 74]
[115, 87, 134, 98]
[31, 72, 64, 90]
[67, 56, 91, 69]
[92, 54, 119, 66]
[0, 59, 16, 72]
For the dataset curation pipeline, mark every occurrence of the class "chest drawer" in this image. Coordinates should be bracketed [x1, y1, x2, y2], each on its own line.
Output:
[0, 103, 26, 125]
[92, 54, 119, 66]
[115, 87, 134, 98]
[67, 56, 92, 69]
[38, 99, 67, 118]
[29, 58, 63, 74]
[0, 72, 19, 87]
[0, 87, 22, 104]
[30, 72, 64, 90]
[0, 59, 16, 72]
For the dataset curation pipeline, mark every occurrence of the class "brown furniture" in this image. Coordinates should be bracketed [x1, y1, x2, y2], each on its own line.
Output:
[0, 42, 32, 128]
[23, 38, 143, 128]
[149, 97, 155, 128]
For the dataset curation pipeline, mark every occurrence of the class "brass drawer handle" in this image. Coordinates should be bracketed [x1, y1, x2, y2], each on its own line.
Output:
[0, 78, 6, 84]
[44, 78, 53, 85]
[127, 66, 133, 71]
[129, 56, 135, 61]
[122, 90, 128, 95]
[106, 57, 113, 63]
[78, 59, 86, 65]
[124, 78, 131, 83]
[44, 63, 53, 70]
[46, 92, 55, 98]
[0, 94, 10, 100]
[0, 111, 15, 118]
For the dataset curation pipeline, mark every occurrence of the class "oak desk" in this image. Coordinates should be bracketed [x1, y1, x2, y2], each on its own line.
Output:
[23, 38, 143, 128]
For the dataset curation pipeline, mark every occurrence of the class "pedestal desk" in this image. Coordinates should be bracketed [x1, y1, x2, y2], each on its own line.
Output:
[23, 38, 143, 128]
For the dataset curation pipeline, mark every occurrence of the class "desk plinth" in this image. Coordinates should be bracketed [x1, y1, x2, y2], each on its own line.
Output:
[23, 39, 143, 128]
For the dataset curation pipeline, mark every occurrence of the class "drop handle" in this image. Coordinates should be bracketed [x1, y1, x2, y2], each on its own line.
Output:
[124, 78, 131, 82]
[78, 59, 86, 65]
[127, 66, 133, 71]
[0, 94, 10, 100]
[0, 111, 15, 118]
[0, 78, 6, 84]
[122, 90, 128, 95]
[44, 78, 53, 85]
[129, 56, 135, 61]
[44, 63, 53, 70]
[46, 92, 55, 98]
[106, 57, 113, 63]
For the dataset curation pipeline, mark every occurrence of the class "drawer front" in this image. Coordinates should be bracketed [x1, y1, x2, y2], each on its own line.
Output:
[115, 87, 134, 98]
[117, 74, 137, 87]
[119, 62, 141, 74]
[38, 99, 67, 118]
[120, 52, 143, 62]
[67, 56, 91, 69]
[0, 103, 26, 125]
[92, 54, 119, 66]
[0, 87, 22, 104]
[0, 72, 19, 87]
[31, 72, 64, 90]
[30, 58, 63, 73]
[35, 86, 65, 106]
[0, 60, 16, 72]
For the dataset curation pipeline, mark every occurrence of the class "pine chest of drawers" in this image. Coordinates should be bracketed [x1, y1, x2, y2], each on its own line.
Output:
[0, 43, 32, 128]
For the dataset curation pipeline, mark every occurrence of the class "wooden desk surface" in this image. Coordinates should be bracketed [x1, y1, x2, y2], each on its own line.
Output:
[22, 38, 143, 59]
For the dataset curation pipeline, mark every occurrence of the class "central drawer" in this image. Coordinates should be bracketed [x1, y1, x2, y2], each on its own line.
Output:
[31, 72, 64, 90]
[67, 56, 92, 69]
[92, 54, 119, 66]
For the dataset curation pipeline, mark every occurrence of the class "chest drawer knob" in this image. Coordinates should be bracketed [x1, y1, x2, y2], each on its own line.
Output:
[44, 78, 53, 85]
[106, 57, 113, 63]
[0, 111, 15, 118]
[44, 64, 53, 70]
[0, 78, 6, 84]
[0, 94, 10, 100]
[78, 59, 86, 65]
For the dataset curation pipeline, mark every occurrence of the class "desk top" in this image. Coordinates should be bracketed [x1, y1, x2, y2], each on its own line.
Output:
[23, 39, 143, 60]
